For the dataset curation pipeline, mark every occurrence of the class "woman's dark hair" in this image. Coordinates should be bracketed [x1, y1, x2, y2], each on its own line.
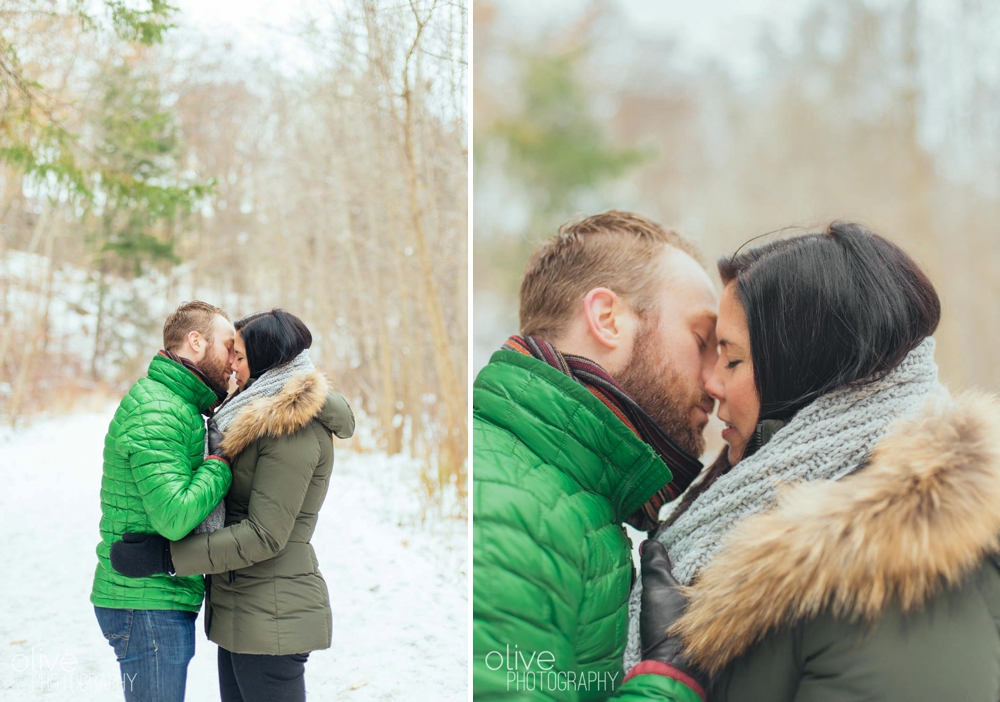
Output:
[661, 222, 939, 530]
[235, 309, 313, 377]
[721, 221, 939, 421]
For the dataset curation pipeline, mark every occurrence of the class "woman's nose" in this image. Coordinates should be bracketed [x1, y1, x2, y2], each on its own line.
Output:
[705, 371, 725, 402]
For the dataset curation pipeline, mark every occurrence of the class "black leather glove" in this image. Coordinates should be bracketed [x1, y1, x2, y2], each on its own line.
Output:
[634, 539, 709, 698]
[206, 418, 229, 465]
[110, 533, 175, 578]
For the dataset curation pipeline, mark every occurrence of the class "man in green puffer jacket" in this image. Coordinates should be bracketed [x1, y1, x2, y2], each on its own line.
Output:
[91, 301, 236, 702]
[474, 211, 720, 702]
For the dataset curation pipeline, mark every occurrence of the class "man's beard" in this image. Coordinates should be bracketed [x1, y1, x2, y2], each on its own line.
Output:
[616, 321, 711, 457]
[199, 345, 231, 395]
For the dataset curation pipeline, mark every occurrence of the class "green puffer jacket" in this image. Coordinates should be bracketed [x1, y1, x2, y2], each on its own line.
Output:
[91, 354, 233, 612]
[170, 370, 355, 655]
[670, 392, 1000, 702]
[473, 350, 701, 702]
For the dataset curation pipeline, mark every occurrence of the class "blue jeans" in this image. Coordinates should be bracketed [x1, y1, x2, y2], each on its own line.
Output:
[94, 606, 197, 702]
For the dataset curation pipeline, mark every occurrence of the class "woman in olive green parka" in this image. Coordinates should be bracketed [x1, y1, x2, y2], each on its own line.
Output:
[666, 393, 1000, 702]
[629, 224, 1000, 702]
[170, 367, 353, 654]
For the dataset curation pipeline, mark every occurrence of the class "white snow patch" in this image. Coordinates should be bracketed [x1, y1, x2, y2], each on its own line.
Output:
[0, 408, 467, 700]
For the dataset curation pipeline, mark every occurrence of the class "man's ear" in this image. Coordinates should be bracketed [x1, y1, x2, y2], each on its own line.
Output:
[582, 287, 628, 350]
[186, 330, 202, 354]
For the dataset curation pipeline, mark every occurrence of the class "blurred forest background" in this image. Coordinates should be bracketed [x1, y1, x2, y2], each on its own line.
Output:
[473, 0, 1000, 398]
[1, 0, 468, 508]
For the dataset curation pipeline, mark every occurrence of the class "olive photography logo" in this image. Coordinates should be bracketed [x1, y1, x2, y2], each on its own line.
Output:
[484, 644, 620, 693]
[9, 647, 134, 693]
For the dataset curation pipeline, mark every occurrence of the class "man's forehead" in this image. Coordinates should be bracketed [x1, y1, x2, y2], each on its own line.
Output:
[656, 247, 719, 311]
[690, 304, 718, 325]
[214, 315, 236, 339]
[677, 299, 718, 333]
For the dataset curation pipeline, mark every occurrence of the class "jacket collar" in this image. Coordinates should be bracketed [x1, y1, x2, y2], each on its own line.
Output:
[673, 391, 1000, 676]
[147, 354, 219, 414]
[220, 370, 329, 456]
[474, 349, 675, 521]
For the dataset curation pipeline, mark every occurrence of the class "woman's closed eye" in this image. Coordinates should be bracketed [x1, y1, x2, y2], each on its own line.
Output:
[726, 359, 742, 369]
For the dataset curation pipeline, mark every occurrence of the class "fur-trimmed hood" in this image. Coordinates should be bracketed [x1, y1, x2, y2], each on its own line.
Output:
[219, 370, 353, 456]
[673, 391, 1000, 677]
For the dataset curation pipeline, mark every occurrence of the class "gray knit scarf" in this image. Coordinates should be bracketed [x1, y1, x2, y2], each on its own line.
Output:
[192, 350, 316, 534]
[622, 337, 945, 670]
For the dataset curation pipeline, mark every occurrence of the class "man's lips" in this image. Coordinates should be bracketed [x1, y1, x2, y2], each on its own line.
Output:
[692, 403, 714, 426]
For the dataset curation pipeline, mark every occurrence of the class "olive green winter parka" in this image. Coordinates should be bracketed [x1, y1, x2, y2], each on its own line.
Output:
[170, 370, 355, 655]
[673, 392, 1000, 702]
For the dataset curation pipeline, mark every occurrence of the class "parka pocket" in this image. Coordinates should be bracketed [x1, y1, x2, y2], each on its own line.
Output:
[94, 607, 133, 661]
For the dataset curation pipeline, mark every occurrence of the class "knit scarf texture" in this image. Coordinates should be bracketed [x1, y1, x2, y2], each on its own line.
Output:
[192, 349, 316, 534]
[622, 336, 945, 670]
[502, 335, 703, 531]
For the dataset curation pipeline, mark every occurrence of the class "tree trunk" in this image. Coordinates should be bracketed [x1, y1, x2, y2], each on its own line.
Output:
[8, 223, 56, 424]
[397, 0, 467, 483]
[91, 263, 109, 381]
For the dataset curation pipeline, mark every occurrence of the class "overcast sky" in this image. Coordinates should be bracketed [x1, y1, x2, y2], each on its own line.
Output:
[491, 0, 820, 81]
[168, 0, 993, 186]
[173, 0, 316, 44]
[169, 0, 807, 80]
[168, 0, 966, 83]
[170, 0, 325, 73]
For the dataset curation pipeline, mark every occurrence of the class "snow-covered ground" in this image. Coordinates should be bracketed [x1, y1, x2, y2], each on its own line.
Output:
[0, 408, 468, 701]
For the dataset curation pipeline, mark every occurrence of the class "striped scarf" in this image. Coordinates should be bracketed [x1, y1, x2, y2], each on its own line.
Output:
[503, 335, 703, 531]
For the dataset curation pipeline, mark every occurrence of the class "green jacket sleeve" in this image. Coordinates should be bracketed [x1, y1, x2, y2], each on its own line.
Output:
[611, 673, 704, 702]
[474, 499, 704, 702]
[121, 401, 232, 541]
[169, 430, 319, 576]
[473, 484, 584, 701]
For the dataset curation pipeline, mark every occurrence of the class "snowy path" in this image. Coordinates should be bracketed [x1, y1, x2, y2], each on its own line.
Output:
[0, 409, 467, 701]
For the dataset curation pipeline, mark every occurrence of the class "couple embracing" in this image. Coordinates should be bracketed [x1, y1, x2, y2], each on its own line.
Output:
[90, 303, 355, 702]
[473, 212, 1000, 701]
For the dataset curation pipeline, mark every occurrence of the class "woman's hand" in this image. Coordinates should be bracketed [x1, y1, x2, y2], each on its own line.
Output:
[110, 533, 175, 578]
[639, 540, 688, 659]
[627, 539, 709, 699]
[206, 418, 229, 465]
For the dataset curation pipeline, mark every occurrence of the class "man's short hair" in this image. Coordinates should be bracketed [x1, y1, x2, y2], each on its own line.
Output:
[518, 210, 703, 339]
[163, 301, 230, 352]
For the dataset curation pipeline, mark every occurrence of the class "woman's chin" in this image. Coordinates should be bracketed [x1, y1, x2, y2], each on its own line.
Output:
[726, 443, 745, 465]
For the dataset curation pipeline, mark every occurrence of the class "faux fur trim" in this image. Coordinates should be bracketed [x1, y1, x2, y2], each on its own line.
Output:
[219, 371, 329, 457]
[672, 391, 1000, 676]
